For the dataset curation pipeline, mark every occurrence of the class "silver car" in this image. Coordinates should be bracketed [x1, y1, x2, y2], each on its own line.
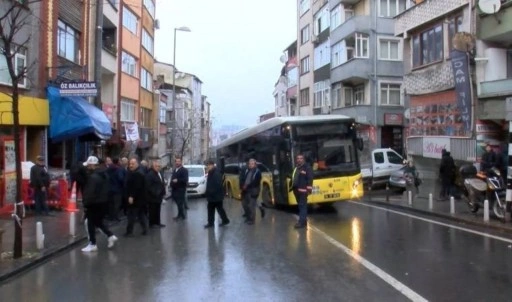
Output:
[388, 166, 407, 192]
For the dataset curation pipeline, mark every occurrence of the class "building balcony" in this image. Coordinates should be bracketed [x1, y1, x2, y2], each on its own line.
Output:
[331, 58, 371, 84]
[331, 15, 372, 43]
[394, 0, 469, 36]
[335, 0, 361, 5]
[479, 78, 512, 98]
[479, 1, 512, 43]
[403, 61, 454, 95]
[101, 49, 117, 74]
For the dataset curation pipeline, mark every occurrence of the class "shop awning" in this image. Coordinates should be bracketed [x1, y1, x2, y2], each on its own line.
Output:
[47, 86, 112, 142]
[0, 94, 49, 125]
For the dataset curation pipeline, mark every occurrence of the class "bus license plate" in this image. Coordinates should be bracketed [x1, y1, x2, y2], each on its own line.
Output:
[324, 193, 340, 199]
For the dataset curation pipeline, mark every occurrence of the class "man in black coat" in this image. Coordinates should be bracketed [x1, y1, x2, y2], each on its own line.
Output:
[170, 157, 189, 220]
[81, 156, 117, 252]
[481, 143, 498, 172]
[439, 149, 456, 201]
[241, 158, 262, 225]
[145, 160, 166, 228]
[125, 158, 148, 236]
[106, 157, 124, 221]
[204, 159, 230, 228]
[239, 158, 265, 220]
[30, 155, 51, 216]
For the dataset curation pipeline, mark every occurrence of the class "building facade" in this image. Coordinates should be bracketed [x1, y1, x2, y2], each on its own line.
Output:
[395, 0, 477, 177]
[274, 41, 298, 117]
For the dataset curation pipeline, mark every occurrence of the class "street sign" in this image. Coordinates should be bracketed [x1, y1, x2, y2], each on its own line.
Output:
[59, 81, 98, 97]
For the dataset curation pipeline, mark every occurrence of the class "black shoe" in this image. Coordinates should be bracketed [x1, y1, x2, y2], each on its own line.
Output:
[245, 220, 255, 225]
[123, 232, 134, 237]
[185, 205, 190, 210]
[294, 223, 307, 229]
[141, 230, 148, 236]
[242, 213, 248, 218]
[260, 207, 265, 218]
[157, 224, 166, 228]
[219, 220, 230, 227]
[204, 224, 214, 229]
[173, 216, 183, 221]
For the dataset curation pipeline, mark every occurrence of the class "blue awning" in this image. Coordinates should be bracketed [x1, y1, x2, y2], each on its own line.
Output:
[47, 86, 112, 142]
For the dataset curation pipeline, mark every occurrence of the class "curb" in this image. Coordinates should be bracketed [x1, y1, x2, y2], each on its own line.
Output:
[0, 235, 88, 284]
[364, 198, 512, 233]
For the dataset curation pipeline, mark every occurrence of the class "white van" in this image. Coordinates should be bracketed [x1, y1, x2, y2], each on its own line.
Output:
[184, 164, 207, 197]
[360, 148, 404, 188]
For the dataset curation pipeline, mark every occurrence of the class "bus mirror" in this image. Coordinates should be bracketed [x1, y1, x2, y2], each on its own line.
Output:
[357, 138, 364, 151]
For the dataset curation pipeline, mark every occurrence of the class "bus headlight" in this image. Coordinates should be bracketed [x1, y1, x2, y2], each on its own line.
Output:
[351, 178, 362, 198]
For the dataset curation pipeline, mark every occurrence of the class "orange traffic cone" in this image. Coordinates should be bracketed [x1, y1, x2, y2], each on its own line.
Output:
[65, 182, 79, 212]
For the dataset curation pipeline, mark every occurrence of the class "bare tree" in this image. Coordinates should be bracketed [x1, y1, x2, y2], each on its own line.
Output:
[0, 0, 34, 259]
[174, 108, 201, 161]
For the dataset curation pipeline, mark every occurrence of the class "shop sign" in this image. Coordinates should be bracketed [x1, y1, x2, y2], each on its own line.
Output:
[384, 113, 403, 125]
[124, 122, 140, 141]
[423, 137, 450, 159]
[450, 50, 472, 134]
[59, 81, 98, 97]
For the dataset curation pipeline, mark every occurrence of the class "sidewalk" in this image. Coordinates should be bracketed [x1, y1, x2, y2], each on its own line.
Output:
[364, 179, 512, 232]
[0, 209, 89, 283]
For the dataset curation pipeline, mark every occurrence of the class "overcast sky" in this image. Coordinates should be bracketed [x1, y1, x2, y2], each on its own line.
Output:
[154, 0, 297, 128]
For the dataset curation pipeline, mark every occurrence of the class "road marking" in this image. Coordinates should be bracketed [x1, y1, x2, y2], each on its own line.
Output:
[349, 201, 512, 244]
[309, 225, 429, 302]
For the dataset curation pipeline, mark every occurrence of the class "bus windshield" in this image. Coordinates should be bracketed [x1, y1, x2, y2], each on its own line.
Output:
[293, 123, 358, 176]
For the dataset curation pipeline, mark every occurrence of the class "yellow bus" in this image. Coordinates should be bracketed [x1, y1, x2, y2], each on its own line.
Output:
[216, 115, 364, 207]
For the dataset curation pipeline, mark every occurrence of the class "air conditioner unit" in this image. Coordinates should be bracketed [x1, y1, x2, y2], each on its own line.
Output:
[154, 19, 160, 29]
[311, 34, 319, 44]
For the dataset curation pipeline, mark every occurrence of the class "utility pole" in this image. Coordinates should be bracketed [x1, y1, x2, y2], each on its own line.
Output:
[94, 0, 103, 108]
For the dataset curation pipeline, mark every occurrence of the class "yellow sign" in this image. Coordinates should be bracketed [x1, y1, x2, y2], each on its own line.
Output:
[0, 94, 49, 125]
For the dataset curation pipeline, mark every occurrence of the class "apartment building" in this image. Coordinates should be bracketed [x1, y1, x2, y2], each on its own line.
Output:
[395, 0, 477, 177]
[274, 41, 298, 117]
[200, 96, 212, 163]
[118, 0, 157, 160]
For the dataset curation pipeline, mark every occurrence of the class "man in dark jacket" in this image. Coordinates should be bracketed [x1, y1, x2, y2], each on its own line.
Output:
[241, 159, 262, 225]
[204, 159, 229, 228]
[70, 159, 88, 201]
[106, 157, 124, 221]
[145, 160, 166, 228]
[292, 154, 313, 229]
[30, 155, 51, 216]
[439, 149, 456, 201]
[481, 143, 498, 172]
[239, 159, 265, 220]
[171, 157, 189, 220]
[81, 156, 117, 252]
[125, 158, 148, 236]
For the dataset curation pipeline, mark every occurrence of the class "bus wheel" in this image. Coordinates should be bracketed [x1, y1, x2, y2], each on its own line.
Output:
[261, 184, 273, 208]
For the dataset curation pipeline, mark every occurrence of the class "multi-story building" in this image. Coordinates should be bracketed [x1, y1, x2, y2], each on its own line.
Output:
[395, 0, 476, 177]
[274, 41, 298, 117]
[200, 96, 212, 164]
[118, 0, 157, 160]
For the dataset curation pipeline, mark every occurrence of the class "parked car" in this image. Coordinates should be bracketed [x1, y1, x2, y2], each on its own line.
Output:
[185, 164, 207, 197]
[388, 166, 408, 192]
[360, 148, 404, 189]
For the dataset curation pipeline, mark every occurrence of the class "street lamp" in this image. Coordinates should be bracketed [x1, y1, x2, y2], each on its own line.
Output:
[171, 26, 191, 164]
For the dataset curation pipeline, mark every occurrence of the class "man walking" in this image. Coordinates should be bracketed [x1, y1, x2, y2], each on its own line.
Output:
[30, 155, 51, 216]
[439, 149, 456, 201]
[146, 160, 166, 228]
[241, 159, 262, 225]
[204, 159, 230, 228]
[81, 156, 118, 252]
[106, 158, 124, 221]
[171, 157, 189, 220]
[291, 154, 313, 229]
[239, 158, 265, 219]
[125, 158, 148, 236]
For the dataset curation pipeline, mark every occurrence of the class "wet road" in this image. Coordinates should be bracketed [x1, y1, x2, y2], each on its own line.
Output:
[1, 197, 512, 301]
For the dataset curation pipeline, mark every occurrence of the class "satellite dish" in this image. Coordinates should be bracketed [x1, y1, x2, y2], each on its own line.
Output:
[478, 0, 501, 14]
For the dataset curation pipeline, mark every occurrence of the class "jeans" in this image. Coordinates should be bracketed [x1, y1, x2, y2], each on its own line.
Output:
[173, 192, 186, 219]
[293, 189, 308, 225]
[34, 189, 49, 215]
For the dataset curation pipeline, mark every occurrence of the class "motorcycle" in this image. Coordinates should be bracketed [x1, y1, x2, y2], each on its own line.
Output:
[459, 164, 506, 220]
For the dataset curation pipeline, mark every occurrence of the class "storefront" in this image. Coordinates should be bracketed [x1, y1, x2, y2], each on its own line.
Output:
[0, 94, 49, 212]
[382, 113, 404, 156]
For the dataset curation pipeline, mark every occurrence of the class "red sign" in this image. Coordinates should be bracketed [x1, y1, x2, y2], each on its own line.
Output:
[102, 103, 114, 124]
[384, 113, 403, 125]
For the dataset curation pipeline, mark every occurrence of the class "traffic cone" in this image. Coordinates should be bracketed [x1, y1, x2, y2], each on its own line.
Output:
[65, 182, 79, 212]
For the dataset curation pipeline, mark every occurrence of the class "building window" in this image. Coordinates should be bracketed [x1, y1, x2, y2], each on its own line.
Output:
[140, 107, 152, 128]
[300, 88, 310, 106]
[355, 33, 369, 58]
[354, 85, 365, 105]
[331, 4, 342, 30]
[314, 6, 330, 35]
[121, 51, 137, 76]
[332, 83, 343, 108]
[331, 41, 344, 67]
[122, 6, 138, 35]
[299, 0, 310, 16]
[57, 20, 79, 63]
[280, 95, 285, 107]
[142, 29, 154, 54]
[121, 99, 136, 122]
[344, 87, 353, 106]
[140, 68, 152, 91]
[300, 25, 310, 45]
[160, 101, 166, 123]
[314, 40, 330, 70]
[300, 56, 310, 74]
[0, 45, 27, 87]
[412, 24, 443, 67]
[379, 38, 401, 60]
[448, 15, 463, 51]
[314, 81, 330, 108]
[380, 83, 402, 105]
[379, 0, 407, 17]
[143, 0, 156, 18]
